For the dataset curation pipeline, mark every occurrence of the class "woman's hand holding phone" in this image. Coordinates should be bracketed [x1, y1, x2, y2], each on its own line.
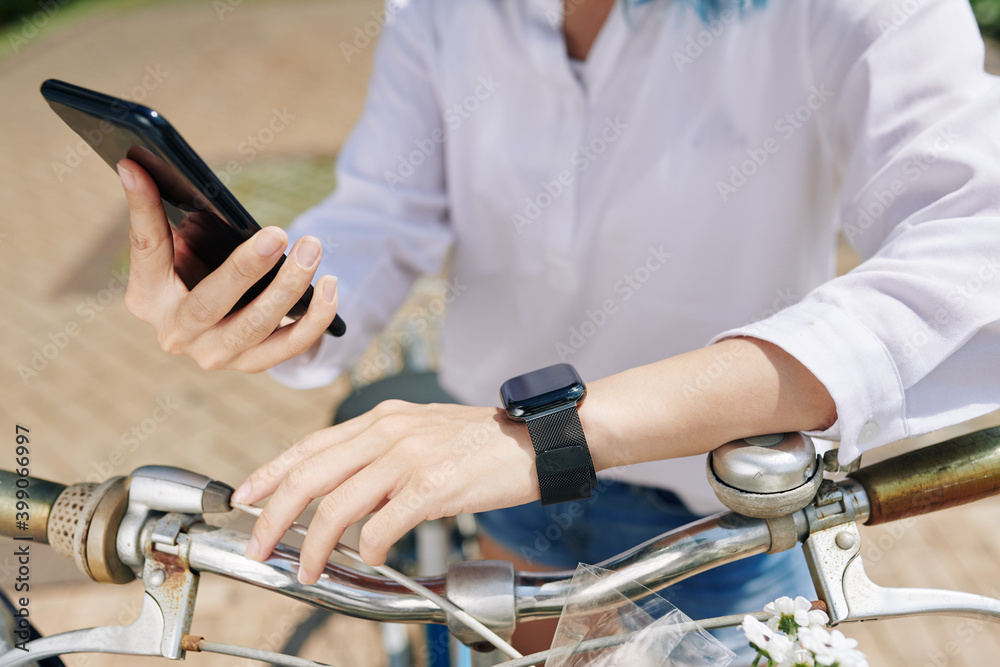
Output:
[117, 158, 339, 373]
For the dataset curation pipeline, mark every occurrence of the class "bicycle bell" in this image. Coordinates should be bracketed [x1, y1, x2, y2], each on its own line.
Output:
[706, 432, 823, 518]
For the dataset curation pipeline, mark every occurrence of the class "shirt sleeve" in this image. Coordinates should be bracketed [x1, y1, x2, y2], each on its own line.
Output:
[711, 0, 1000, 462]
[269, 0, 453, 389]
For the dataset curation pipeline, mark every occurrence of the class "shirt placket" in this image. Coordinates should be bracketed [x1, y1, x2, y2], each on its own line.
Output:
[534, 0, 631, 294]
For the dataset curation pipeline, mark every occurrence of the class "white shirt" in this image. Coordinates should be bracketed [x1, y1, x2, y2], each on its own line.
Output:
[272, 0, 1000, 514]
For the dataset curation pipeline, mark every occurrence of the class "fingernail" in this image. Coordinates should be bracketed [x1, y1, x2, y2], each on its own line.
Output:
[322, 276, 337, 304]
[297, 565, 311, 585]
[231, 480, 252, 504]
[117, 163, 135, 190]
[245, 535, 263, 561]
[294, 237, 321, 268]
[255, 228, 283, 256]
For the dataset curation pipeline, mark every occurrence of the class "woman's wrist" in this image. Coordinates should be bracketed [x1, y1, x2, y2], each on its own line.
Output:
[578, 377, 633, 473]
[576, 338, 837, 474]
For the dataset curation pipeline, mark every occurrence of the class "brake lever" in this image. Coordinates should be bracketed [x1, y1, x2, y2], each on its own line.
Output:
[0, 513, 198, 666]
[0, 593, 168, 666]
[803, 520, 1000, 624]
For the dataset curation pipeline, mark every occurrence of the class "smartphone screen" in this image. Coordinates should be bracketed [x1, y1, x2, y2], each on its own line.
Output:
[41, 79, 345, 336]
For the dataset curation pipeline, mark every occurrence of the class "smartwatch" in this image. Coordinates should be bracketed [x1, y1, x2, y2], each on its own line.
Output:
[500, 363, 597, 505]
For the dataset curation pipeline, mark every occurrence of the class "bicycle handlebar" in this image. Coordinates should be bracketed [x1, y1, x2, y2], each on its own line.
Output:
[182, 510, 778, 624]
[0, 470, 64, 543]
[0, 426, 996, 626]
[848, 426, 1000, 525]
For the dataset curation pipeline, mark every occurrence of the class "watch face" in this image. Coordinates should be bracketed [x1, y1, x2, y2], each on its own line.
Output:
[500, 363, 586, 419]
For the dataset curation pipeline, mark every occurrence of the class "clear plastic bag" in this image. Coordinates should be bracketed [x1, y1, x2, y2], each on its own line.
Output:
[544, 564, 736, 667]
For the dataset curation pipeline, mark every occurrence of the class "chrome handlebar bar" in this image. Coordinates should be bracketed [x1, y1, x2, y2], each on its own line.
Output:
[187, 524, 450, 623]
[185, 482, 870, 624]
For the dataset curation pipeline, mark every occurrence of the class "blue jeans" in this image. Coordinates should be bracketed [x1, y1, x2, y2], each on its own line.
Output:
[476, 479, 815, 662]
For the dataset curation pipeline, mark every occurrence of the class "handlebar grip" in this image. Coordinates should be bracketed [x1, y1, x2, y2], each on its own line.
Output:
[0, 470, 66, 543]
[848, 426, 1000, 526]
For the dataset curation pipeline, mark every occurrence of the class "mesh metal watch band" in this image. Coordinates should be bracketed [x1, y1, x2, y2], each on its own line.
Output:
[526, 405, 596, 505]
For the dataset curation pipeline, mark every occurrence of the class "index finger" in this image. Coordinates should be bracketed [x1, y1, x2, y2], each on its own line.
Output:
[118, 159, 177, 291]
[232, 414, 381, 506]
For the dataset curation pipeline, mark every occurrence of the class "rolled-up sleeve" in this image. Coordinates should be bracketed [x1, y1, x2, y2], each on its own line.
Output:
[270, 0, 453, 389]
[712, 0, 1000, 462]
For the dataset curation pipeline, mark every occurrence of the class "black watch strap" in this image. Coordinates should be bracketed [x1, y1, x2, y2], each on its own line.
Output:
[526, 405, 597, 505]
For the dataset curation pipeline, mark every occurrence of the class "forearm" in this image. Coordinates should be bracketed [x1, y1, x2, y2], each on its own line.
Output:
[581, 337, 837, 471]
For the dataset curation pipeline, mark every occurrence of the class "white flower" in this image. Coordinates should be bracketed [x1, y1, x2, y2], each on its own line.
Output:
[774, 645, 817, 667]
[798, 625, 834, 662]
[763, 596, 802, 619]
[765, 633, 796, 664]
[798, 626, 868, 667]
[790, 647, 816, 666]
[805, 608, 830, 628]
[750, 598, 867, 667]
[764, 596, 829, 636]
[741, 615, 772, 650]
[743, 616, 809, 666]
[824, 629, 868, 667]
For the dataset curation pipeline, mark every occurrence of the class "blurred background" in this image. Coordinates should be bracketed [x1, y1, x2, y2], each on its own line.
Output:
[1, 0, 999, 665]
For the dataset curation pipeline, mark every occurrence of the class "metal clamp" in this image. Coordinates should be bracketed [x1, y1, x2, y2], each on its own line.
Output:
[445, 560, 516, 649]
[142, 513, 200, 659]
[822, 448, 861, 474]
[803, 478, 866, 533]
[117, 466, 233, 575]
[0, 513, 200, 666]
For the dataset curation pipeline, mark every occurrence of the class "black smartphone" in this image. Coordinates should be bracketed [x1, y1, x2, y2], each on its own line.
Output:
[40, 79, 346, 337]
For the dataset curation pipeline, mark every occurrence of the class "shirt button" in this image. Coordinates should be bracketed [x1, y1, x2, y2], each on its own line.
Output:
[858, 421, 880, 444]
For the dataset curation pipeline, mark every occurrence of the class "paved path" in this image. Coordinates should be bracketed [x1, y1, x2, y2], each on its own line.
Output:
[1, 2, 998, 665]
[1, 1, 385, 664]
